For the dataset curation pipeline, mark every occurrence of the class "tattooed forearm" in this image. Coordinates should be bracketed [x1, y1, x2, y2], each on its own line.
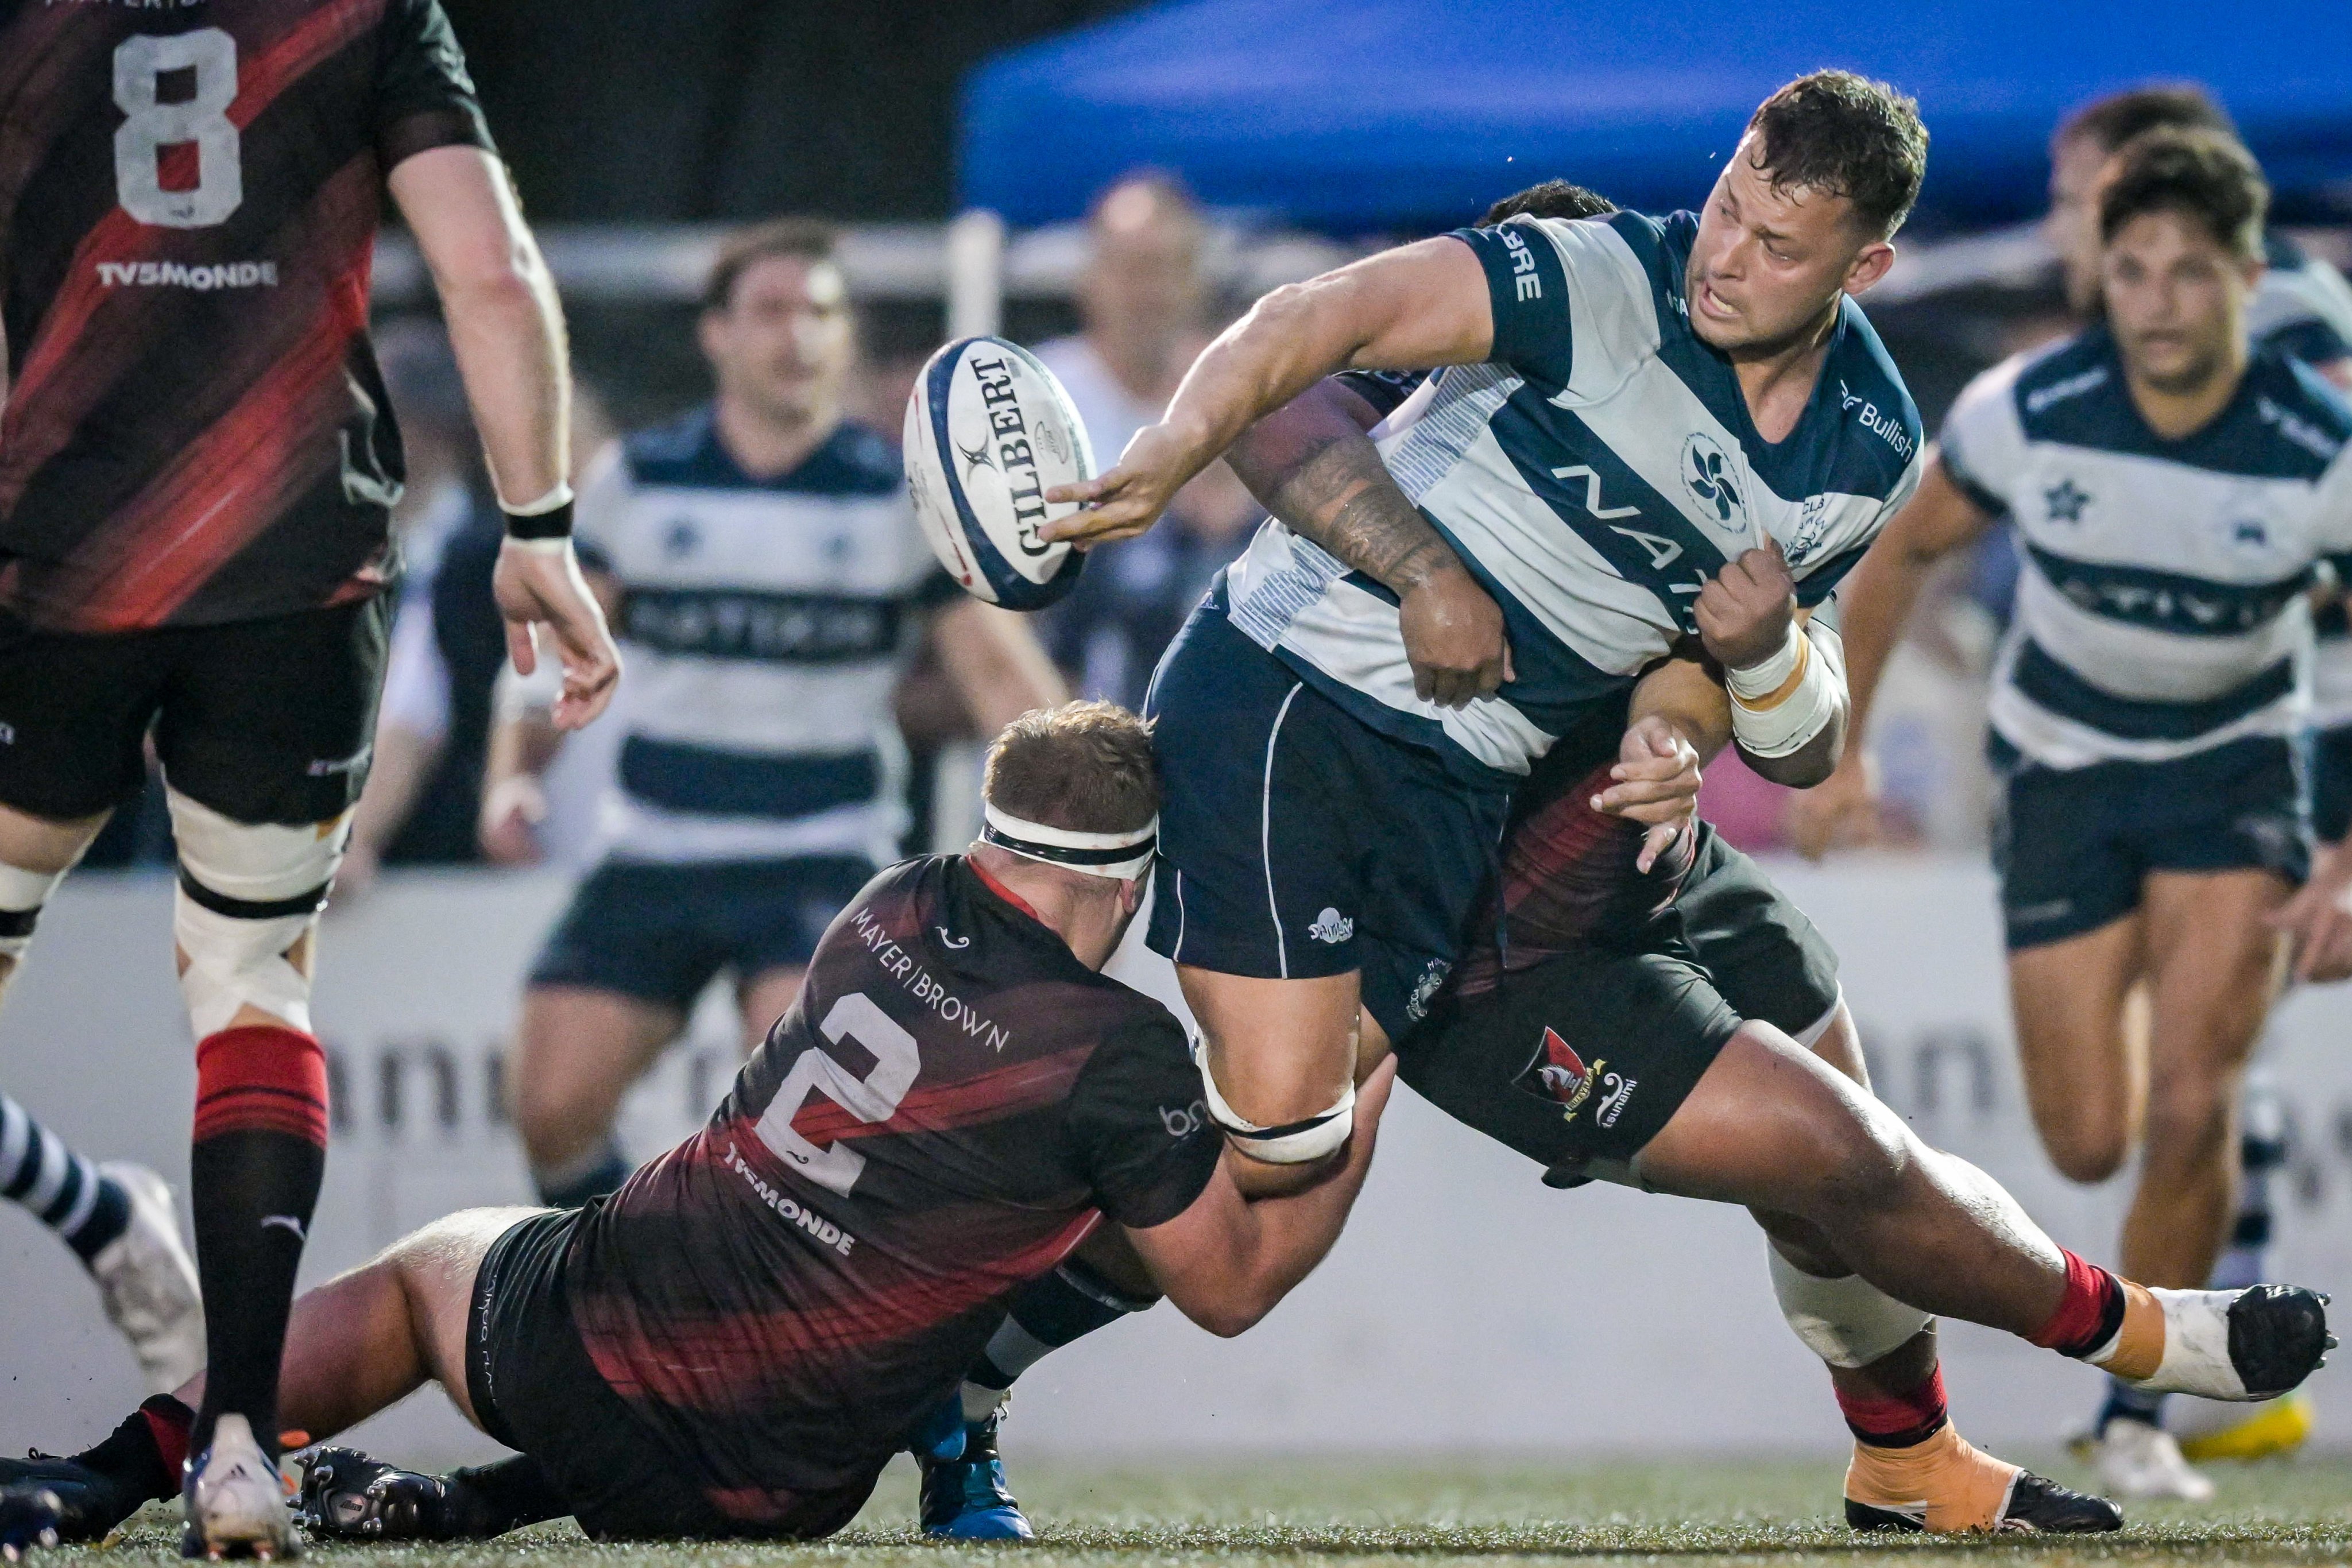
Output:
[1227, 385, 1468, 595]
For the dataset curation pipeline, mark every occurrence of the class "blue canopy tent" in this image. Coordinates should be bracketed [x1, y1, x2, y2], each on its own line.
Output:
[961, 0, 2352, 233]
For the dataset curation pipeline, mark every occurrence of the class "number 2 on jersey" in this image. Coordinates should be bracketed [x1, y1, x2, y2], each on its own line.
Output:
[755, 993, 920, 1197]
[113, 30, 242, 229]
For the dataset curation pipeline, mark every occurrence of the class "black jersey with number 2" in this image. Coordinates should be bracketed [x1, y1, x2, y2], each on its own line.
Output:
[560, 854, 1219, 1526]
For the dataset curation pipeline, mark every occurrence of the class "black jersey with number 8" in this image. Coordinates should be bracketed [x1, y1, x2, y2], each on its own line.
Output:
[0, 0, 490, 633]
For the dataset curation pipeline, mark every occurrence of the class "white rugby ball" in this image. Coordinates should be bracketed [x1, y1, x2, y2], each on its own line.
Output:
[904, 336, 1095, 610]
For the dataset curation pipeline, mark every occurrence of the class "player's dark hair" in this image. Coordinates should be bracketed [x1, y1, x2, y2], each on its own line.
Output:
[1478, 180, 1616, 226]
[1744, 70, 1928, 239]
[984, 702, 1160, 837]
[703, 219, 839, 313]
[2057, 84, 2235, 156]
[2099, 127, 2267, 260]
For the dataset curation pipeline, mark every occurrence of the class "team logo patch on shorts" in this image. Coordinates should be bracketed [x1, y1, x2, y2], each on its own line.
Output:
[1307, 907, 1354, 944]
[1517, 1025, 1601, 1120]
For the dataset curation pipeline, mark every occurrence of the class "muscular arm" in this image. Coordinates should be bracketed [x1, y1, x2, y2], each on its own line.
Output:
[390, 146, 620, 729]
[1224, 379, 1510, 705]
[1046, 238, 1495, 545]
[930, 599, 1069, 737]
[1124, 1060, 1394, 1338]
[389, 147, 566, 503]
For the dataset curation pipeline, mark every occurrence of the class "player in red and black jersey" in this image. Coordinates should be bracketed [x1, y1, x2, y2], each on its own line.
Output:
[0, 0, 618, 1554]
[0, 704, 1390, 1548]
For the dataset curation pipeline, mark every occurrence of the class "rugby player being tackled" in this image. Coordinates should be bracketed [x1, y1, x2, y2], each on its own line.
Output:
[0, 704, 1392, 1550]
[1023, 73, 2334, 1534]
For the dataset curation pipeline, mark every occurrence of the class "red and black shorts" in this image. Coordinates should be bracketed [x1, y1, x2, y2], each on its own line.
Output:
[0, 597, 389, 826]
[466, 1207, 878, 1542]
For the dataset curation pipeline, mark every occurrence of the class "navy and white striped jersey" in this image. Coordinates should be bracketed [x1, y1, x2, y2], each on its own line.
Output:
[1940, 329, 2352, 769]
[1222, 211, 1922, 779]
[2252, 235, 2352, 373]
[2251, 237, 2352, 729]
[575, 408, 958, 865]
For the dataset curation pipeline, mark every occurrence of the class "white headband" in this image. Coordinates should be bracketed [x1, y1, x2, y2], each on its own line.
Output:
[979, 802, 1158, 880]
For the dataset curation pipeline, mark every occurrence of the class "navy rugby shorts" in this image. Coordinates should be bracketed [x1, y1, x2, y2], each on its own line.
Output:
[1990, 733, 2307, 951]
[1143, 600, 1510, 1043]
[1395, 822, 1838, 1183]
[2303, 724, 2352, 844]
[529, 855, 878, 1013]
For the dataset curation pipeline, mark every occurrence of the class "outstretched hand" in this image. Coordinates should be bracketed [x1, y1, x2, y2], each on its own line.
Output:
[1042, 424, 1202, 547]
[2269, 843, 2352, 983]
[493, 539, 621, 730]
[1592, 714, 1703, 874]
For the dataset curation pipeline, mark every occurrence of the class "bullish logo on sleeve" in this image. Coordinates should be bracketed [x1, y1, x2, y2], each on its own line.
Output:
[96, 260, 278, 290]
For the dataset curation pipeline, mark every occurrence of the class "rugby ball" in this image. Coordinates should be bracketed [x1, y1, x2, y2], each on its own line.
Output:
[904, 336, 1095, 610]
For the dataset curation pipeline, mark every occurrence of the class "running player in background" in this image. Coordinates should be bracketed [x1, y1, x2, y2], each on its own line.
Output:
[0, 704, 1393, 1548]
[480, 222, 1064, 1210]
[0, 0, 619, 1553]
[1791, 92, 2352, 1474]
[1799, 130, 2352, 1501]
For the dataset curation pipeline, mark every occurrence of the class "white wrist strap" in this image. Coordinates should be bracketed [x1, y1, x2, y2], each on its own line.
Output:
[1728, 621, 1842, 759]
[500, 482, 574, 516]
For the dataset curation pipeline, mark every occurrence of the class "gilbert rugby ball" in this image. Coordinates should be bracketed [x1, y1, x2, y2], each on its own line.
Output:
[905, 336, 1095, 610]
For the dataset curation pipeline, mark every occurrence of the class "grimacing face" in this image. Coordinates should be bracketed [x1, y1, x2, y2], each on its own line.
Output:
[2046, 130, 2111, 316]
[2101, 207, 2260, 395]
[698, 253, 854, 425]
[1684, 134, 1895, 354]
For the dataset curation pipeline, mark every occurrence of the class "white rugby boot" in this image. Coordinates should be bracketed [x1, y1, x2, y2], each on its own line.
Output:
[2088, 1419, 2215, 1503]
[86, 1164, 206, 1393]
[2109, 1286, 2332, 1402]
[181, 1416, 299, 1560]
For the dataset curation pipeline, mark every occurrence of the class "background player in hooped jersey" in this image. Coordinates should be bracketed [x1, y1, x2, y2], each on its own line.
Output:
[0, 0, 620, 1555]
[1041, 71, 1925, 1206]
[1789, 82, 2352, 1479]
[0, 703, 1396, 1549]
[478, 220, 1065, 1211]
[1814, 130, 2352, 1501]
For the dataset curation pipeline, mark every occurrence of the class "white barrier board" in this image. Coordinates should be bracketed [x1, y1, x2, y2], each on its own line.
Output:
[3, 860, 2347, 1464]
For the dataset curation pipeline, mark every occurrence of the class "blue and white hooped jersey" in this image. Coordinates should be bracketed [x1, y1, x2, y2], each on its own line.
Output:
[2250, 236, 2352, 729]
[1940, 330, 2352, 770]
[1223, 210, 1923, 779]
[574, 408, 956, 865]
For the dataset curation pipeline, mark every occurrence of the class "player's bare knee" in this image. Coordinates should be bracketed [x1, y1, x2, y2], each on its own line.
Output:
[2139, 1078, 2232, 1173]
[2042, 1116, 2130, 1184]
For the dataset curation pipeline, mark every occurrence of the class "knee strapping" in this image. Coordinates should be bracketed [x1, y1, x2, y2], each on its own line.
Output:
[1195, 1038, 1355, 1165]
[0, 862, 67, 962]
[168, 789, 348, 1040]
[1767, 1245, 1932, 1368]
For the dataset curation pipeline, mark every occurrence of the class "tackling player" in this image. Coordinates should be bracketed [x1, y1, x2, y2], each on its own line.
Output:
[0, 704, 1392, 1548]
[479, 221, 1064, 1211]
[0, 1, 619, 1554]
[1794, 130, 2352, 1500]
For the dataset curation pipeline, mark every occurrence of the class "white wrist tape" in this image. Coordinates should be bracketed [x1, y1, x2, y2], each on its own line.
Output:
[500, 482, 574, 516]
[1767, 1246, 1932, 1368]
[1194, 1037, 1355, 1165]
[1727, 621, 1842, 759]
[494, 657, 564, 720]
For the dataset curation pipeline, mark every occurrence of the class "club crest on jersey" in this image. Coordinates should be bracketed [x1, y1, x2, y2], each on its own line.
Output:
[1516, 1026, 1601, 1120]
[1405, 958, 1450, 1024]
[1681, 432, 1746, 531]
[1786, 494, 1834, 566]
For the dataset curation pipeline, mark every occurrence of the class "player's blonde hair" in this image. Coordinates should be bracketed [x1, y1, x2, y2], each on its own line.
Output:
[983, 702, 1159, 838]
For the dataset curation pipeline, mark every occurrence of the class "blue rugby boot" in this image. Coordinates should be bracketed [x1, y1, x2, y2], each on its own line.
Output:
[918, 1408, 1033, 1541]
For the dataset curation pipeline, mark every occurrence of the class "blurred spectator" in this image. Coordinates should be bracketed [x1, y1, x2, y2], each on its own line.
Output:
[1032, 173, 1260, 706]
